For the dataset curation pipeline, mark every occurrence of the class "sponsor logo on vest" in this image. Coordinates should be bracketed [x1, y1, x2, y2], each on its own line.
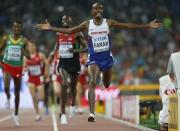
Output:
[91, 31, 108, 35]
[164, 89, 176, 95]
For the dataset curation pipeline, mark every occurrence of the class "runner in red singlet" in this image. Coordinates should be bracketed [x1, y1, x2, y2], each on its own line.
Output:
[46, 15, 87, 124]
[24, 42, 48, 121]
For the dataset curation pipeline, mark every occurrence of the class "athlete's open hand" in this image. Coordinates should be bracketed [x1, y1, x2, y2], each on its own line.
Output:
[149, 19, 163, 28]
[35, 19, 51, 30]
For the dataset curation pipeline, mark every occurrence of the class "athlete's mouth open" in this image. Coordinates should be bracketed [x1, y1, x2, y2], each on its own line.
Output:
[96, 12, 102, 17]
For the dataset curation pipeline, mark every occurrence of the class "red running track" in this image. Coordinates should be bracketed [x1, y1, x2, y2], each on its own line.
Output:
[0, 109, 140, 131]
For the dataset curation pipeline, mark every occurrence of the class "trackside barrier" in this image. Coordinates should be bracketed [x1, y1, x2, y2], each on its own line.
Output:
[111, 95, 139, 124]
[168, 94, 178, 131]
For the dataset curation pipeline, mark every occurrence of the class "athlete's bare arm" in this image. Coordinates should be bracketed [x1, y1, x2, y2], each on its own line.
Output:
[22, 39, 31, 59]
[107, 19, 162, 29]
[53, 42, 59, 54]
[35, 20, 88, 34]
[39, 52, 49, 78]
[0, 36, 7, 54]
[23, 57, 28, 73]
[49, 37, 59, 63]
[73, 32, 88, 53]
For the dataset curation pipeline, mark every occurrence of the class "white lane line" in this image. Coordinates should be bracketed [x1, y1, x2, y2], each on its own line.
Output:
[0, 111, 25, 123]
[0, 115, 12, 122]
[51, 110, 59, 131]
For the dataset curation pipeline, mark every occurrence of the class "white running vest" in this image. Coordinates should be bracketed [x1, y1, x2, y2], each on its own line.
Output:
[88, 19, 110, 53]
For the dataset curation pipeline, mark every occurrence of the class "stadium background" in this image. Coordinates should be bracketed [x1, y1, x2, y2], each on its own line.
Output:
[0, 0, 180, 130]
[0, 0, 180, 84]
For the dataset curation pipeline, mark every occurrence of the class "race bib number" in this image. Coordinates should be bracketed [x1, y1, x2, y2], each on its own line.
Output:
[7, 46, 21, 61]
[59, 43, 73, 58]
[29, 65, 41, 76]
[92, 35, 109, 52]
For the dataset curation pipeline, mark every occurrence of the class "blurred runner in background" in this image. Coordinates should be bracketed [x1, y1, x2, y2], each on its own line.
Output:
[24, 42, 48, 121]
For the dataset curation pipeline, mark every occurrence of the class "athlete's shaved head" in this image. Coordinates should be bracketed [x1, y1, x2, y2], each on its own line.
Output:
[91, 2, 103, 19]
[12, 20, 23, 36]
[62, 15, 72, 27]
[92, 2, 103, 9]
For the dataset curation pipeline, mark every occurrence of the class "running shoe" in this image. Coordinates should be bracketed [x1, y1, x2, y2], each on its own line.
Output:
[60, 114, 68, 125]
[99, 73, 106, 89]
[88, 113, 96, 122]
[12, 114, 20, 127]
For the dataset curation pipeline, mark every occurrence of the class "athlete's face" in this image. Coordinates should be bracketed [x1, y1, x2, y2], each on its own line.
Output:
[12, 22, 22, 36]
[28, 43, 36, 53]
[62, 15, 72, 27]
[91, 3, 103, 19]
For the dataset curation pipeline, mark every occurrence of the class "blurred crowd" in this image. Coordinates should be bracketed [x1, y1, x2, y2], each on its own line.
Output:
[0, 0, 180, 84]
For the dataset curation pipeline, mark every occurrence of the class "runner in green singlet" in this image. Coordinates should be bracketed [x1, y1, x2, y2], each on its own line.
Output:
[0, 20, 30, 127]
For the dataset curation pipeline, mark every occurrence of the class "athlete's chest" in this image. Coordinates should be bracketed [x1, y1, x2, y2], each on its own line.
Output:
[58, 34, 75, 45]
[5, 40, 23, 60]
[6, 35, 24, 46]
[88, 28, 110, 53]
[27, 55, 42, 65]
[89, 27, 109, 37]
[5, 38, 24, 55]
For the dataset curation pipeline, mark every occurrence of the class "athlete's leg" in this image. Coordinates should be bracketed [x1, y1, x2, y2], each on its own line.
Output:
[53, 81, 61, 97]
[76, 82, 83, 112]
[88, 64, 99, 115]
[50, 84, 55, 104]
[36, 84, 45, 120]
[69, 74, 78, 106]
[59, 68, 69, 114]
[13, 77, 21, 115]
[52, 81, 60, 111]
[44, 81, 49, 115]
[68, 73, 78, 117]
[102, 68, 112, 88]
[3, 72, 11, 100]
[37, 84, 45, 101]
[29, 83, 40, 115]
[59, 68, 69, 124]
